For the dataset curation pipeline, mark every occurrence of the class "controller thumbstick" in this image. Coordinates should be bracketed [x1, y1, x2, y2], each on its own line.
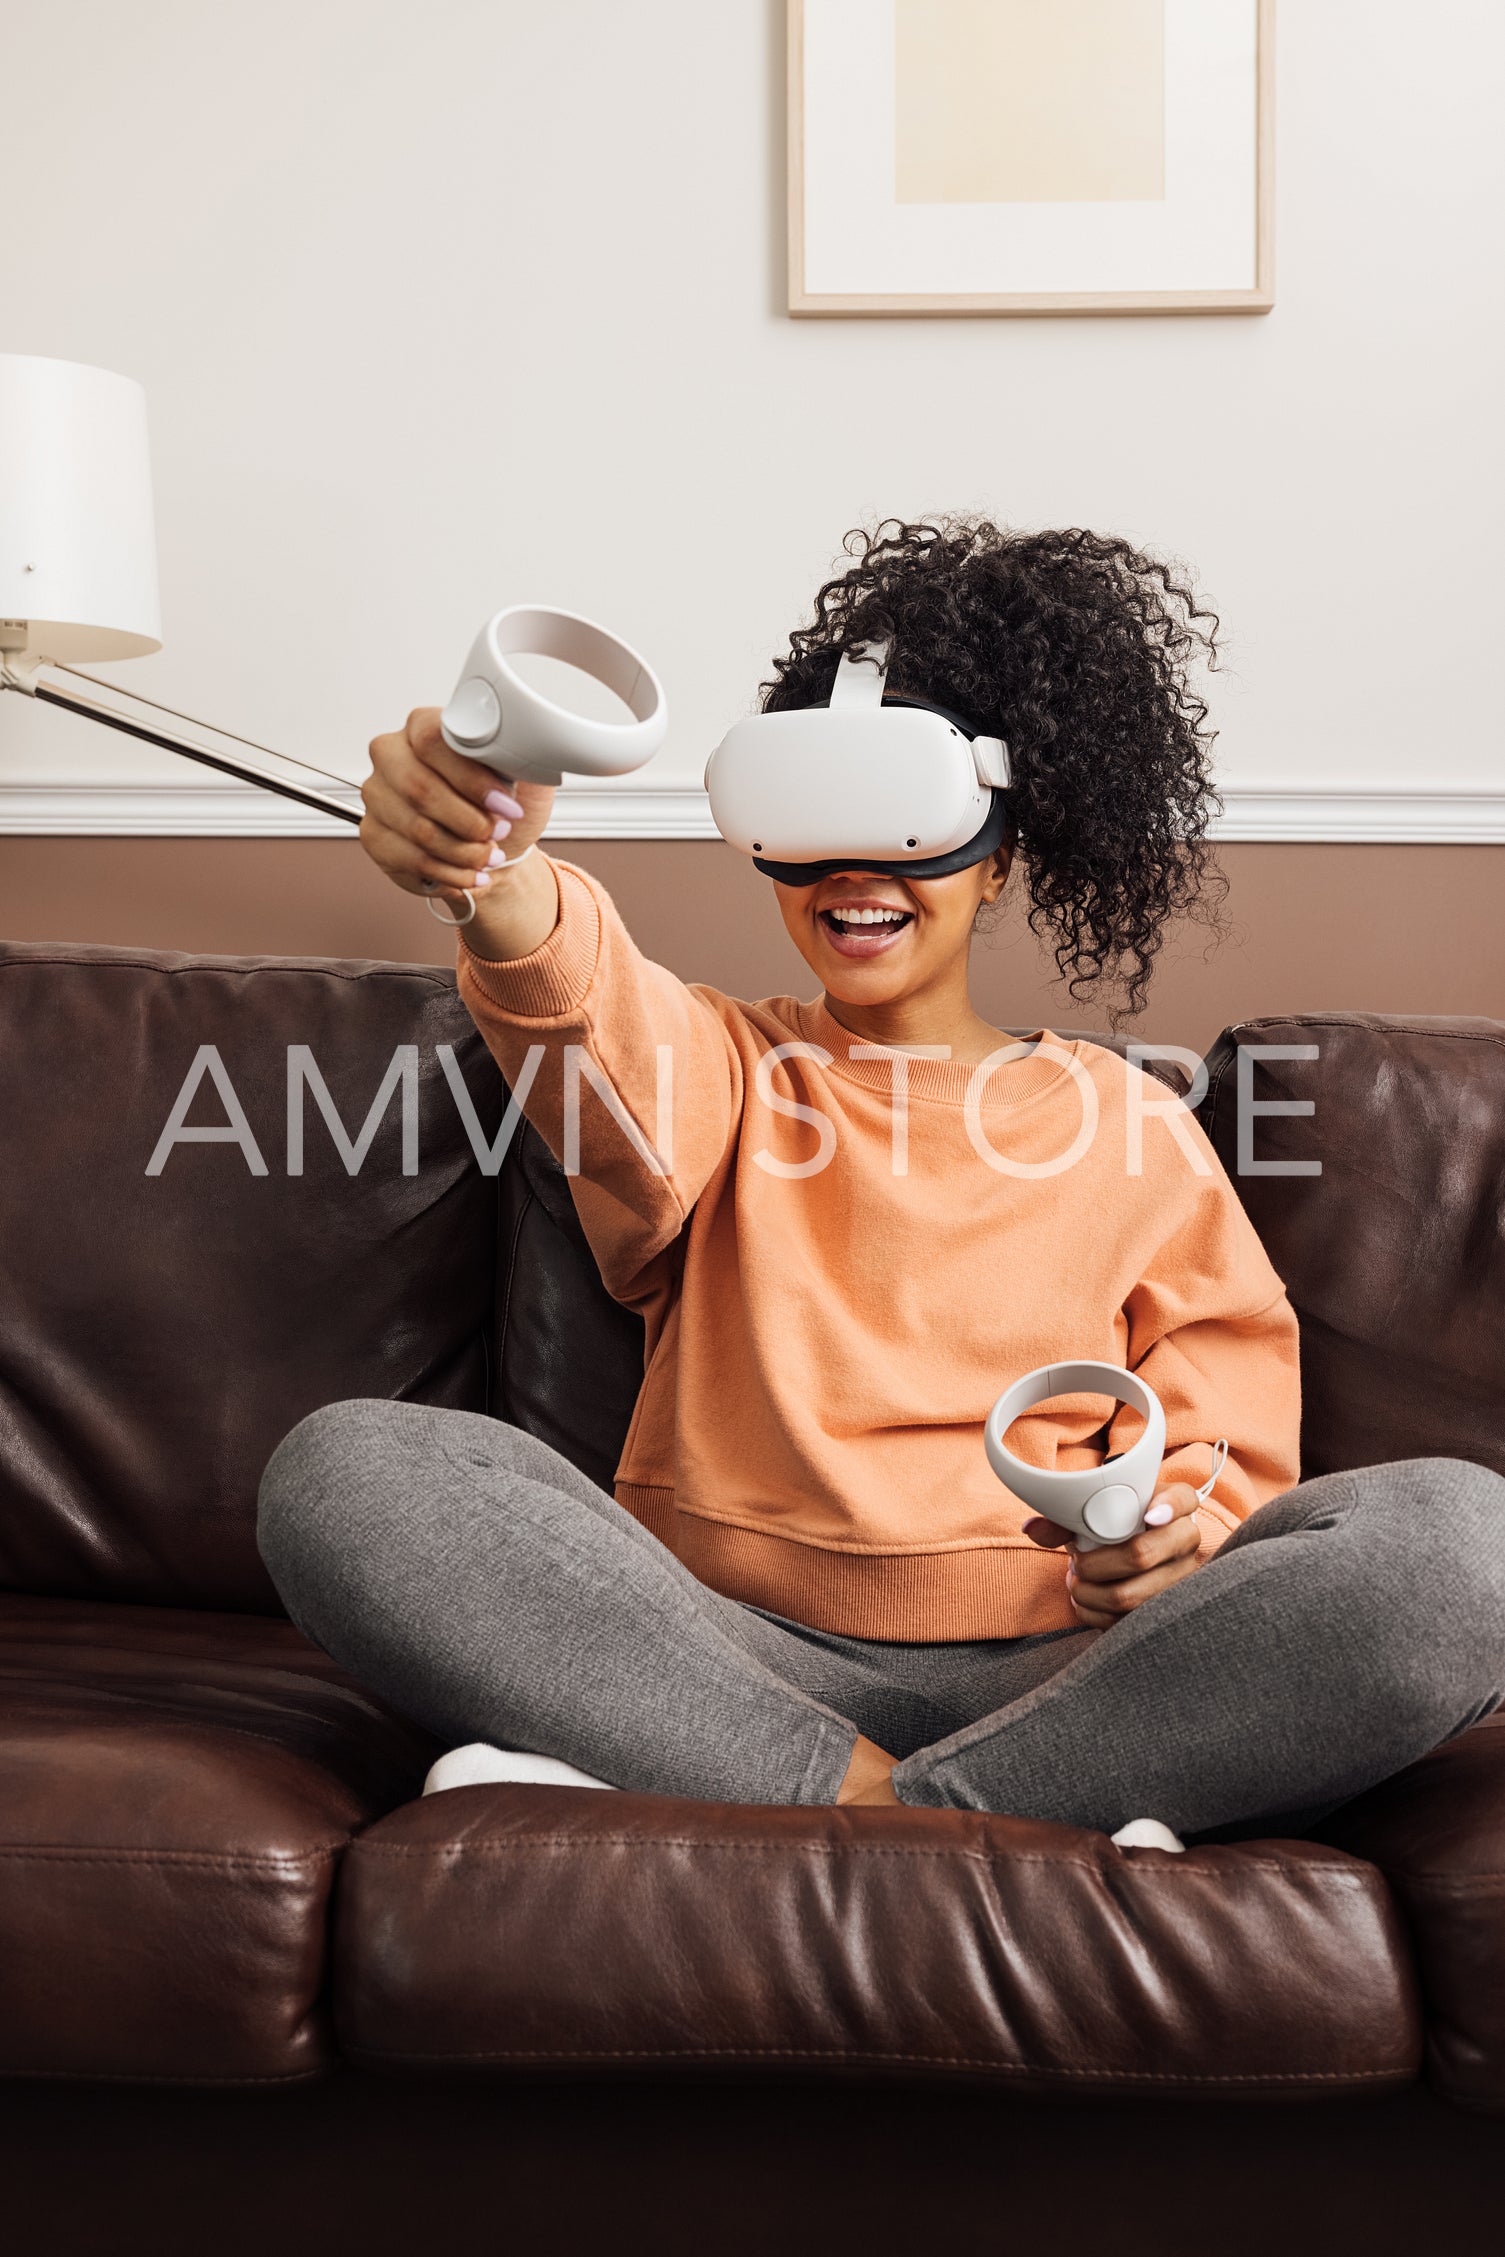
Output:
[442, 676, 503, 750]
[1081, 1484, 1143, 1543]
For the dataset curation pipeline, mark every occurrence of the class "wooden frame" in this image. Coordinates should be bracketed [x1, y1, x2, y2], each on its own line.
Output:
[787, 0, 1275, 317]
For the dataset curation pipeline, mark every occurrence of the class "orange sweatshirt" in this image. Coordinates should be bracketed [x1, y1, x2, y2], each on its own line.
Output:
[459, 860, 1301, 1642]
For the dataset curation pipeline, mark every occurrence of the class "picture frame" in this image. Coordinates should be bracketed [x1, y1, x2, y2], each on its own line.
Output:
[788, 0, 1275, 317]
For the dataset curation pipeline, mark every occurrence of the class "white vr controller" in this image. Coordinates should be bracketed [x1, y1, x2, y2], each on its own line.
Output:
[985, 1362, 1168, 1552]
[440, 605, 668, 786]
[985, 1363, 1229, 1550]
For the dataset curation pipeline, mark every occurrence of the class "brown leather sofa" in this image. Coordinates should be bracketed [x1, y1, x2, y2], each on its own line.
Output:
[2, 938, 1503, 2255]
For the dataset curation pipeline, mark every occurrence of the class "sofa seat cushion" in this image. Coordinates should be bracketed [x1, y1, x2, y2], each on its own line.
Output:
[1313, 1715, 1505, 2114]
[0, 1593, 435, 2083]
[335, 1789, 1421, 2098]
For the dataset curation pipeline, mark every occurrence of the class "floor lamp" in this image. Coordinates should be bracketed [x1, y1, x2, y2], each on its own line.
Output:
[0, 352, 360, 827]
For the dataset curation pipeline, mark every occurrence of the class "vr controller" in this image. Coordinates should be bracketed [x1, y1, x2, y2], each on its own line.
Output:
[440, 605, 668, 785]
[985, 1363, 1167, 1552]
[985, 1362, 1228, 1551]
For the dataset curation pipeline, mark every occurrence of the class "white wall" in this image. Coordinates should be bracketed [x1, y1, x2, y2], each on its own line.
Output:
[2, 0, 1502, 824]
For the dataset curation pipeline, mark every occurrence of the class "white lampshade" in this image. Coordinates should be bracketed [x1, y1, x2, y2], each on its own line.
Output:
[0, 352, 161, 665]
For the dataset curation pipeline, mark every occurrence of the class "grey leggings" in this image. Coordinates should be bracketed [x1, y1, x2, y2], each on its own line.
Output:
[257, 1401, 1505, 1839]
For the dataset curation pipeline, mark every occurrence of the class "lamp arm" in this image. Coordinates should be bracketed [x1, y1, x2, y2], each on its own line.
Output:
[0, 670, 363, 827]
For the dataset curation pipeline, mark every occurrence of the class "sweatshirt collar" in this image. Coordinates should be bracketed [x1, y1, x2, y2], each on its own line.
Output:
[795, 997, 1083, 1111]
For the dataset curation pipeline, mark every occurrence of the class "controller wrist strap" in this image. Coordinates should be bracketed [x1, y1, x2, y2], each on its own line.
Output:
[1195, 1438, 1229, 1502]
[422, 841, 538, 926]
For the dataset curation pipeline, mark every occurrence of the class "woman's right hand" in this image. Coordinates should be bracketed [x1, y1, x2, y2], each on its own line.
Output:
[360, 707, 561, 957]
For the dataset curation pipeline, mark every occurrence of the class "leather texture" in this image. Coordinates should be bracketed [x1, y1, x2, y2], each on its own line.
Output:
[1198, 1013, 1505, 2115]
[0, 942, 510, 1610]
[1199, 1014, 1505, 1482]
[335, 1788, 1420, 2097]
[0, 1590, 434, 2082]
[1313, 1714, 1505, 2114]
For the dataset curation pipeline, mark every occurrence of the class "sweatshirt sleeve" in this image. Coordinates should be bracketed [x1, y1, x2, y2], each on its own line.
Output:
[456, 858, 742, 1301]
[1115, 1109, 1303, 1557]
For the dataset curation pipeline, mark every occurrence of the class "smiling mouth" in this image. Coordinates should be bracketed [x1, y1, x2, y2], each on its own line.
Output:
[819, 904, 914, 955]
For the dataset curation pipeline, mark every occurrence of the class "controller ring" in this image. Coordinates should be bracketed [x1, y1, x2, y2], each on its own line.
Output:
[440, 605, 668, 785]
[985, 1361, 1167, 1553]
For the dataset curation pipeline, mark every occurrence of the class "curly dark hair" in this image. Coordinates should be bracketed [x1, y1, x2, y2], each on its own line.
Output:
[762, 518, 1225, 1018]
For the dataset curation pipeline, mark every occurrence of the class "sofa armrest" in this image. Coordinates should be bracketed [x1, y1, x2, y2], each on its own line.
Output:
[1314, 1715, 1505, 2112]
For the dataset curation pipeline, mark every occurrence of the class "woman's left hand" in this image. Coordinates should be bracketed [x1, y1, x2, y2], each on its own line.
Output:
[1022, 1481, 1203, 1628]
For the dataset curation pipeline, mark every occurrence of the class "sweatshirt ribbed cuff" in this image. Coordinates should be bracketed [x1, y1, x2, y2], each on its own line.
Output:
[458, 859, 602, 1021]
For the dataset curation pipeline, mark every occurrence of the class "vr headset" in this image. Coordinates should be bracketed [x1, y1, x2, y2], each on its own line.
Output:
[704, 641, 1011, 885]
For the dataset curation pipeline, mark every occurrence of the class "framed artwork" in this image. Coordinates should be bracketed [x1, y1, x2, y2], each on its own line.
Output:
[788, 0, 1274, 316]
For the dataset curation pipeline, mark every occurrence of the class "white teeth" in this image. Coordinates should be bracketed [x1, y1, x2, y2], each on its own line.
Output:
[829, 907, 907, 926]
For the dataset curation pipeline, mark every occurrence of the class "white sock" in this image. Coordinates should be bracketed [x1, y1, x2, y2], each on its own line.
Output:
[422, 1742, 618, 1796]
[1110, 1816, 1186, 1853]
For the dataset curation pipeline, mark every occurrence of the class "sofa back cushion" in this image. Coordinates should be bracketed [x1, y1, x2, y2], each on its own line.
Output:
[495, 1120, 647, 1495]
[0, 943, 509, 1612]
[1198, 1014, 1505, 1481]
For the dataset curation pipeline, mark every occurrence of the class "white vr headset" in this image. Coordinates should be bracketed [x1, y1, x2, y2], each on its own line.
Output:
[704, 640, 1011, 884]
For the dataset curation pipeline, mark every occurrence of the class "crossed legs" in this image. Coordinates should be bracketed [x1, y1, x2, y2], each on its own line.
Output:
[258, 1401, 1505, 1839]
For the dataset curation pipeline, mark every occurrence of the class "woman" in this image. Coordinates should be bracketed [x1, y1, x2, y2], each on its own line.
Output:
[258, 520, 1504, 1841]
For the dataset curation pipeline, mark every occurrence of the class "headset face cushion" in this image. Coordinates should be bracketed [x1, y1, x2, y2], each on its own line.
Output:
[751, 791, 1012, 885]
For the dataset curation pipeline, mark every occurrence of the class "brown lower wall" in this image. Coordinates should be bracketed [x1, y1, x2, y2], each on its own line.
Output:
[1, 836, 1500, 1054]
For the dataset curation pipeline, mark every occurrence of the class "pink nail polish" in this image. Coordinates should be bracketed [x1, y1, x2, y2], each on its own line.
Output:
[1145, 1502, 1173, 1525]
[490, 818, 512, 840]
[484, 789, 524, 817]
[486, 845, 504, 867]
[473, 871, 491, 889]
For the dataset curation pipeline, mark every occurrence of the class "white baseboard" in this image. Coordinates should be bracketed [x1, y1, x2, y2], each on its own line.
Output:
[0, 782, 366, 837]
[0, 781, 1501, 843]
[1208, 789, 1505, 843]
